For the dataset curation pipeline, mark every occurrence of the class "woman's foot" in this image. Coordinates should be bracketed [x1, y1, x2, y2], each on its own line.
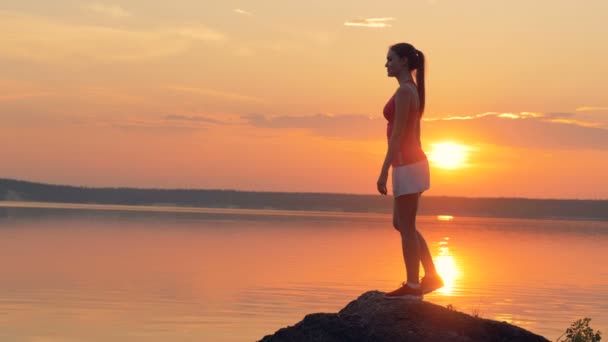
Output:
[384, 282, 423, 300]
[421, 274, 444, 294]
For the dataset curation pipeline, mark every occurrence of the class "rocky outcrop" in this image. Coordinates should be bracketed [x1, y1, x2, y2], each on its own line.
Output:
[259, 291, 549, 342]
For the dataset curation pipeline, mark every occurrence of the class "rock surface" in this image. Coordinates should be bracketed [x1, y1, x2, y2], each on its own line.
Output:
[259, 291, 550, 342]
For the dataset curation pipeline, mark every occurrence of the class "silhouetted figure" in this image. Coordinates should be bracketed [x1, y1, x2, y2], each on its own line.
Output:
[377, 43, 444, 300]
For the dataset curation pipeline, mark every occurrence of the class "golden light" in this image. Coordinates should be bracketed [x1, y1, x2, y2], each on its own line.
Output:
[432, 237, 460, 295]
[427, 142, 470, 169]
[437, 215, 454, 221]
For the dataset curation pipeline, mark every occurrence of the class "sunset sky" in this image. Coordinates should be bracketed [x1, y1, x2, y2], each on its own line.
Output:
[2, 0, 607, 199]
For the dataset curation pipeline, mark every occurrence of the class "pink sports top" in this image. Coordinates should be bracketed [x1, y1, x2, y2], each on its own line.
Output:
[383, 82, 427, 167]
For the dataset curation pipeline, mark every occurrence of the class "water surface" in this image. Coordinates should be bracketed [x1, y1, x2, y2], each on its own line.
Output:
[0, 203, 607, 341]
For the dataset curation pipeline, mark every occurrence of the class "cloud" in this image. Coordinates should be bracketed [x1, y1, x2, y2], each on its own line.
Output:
[107, 117, 204, 133]
[0, 11, 225, 63]
[242, 113, 383, 140]
[543, 112, 576, 119]
[344, 17, 394, 28]
[166, 85, 263, 103]
[424, 113, 608, 150]
[426, 112, 541, 121]
[164, 114, 235, 125]
[0, 92, 54, 102]
[234, 9, 252, 15]
[576, 106, 608, 112]
[85, 3, 130, 18]
[240, 112, 608, 151]
[7, 112, 207, 133]
[0, 80, 55, 102]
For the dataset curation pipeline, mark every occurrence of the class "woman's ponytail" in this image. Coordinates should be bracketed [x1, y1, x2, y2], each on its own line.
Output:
[389, 43, 426, 115]
[415, 49, 425, 115]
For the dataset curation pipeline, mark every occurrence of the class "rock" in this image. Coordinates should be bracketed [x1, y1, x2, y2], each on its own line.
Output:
[259, 291, 549, 342]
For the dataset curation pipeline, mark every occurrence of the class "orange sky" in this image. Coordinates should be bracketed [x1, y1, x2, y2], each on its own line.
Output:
[1, 1, 608, 199]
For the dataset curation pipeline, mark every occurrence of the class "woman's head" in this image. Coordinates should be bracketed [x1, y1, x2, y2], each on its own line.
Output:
[388, 43, 422, 69]
[386, 42, 426, 114]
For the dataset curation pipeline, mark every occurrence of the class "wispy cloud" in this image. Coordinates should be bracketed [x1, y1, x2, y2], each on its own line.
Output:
[85, 3, 130, 18]
[242, 113, 383, 140]
[240, 111, 608, 151]
[576, 106, 608, 112]
[0, 80, 55, 102]
[425, 112, 608, 150]
[234, 8, 252, 16]
[425, 112, 541, 121]
[547, 118, 604, 128]
[78, 113, 238, 131]
[344, 17, 394, 28]
[25, 113, 208, 133]
[431, 111, 606, 127]
[0, 92, 54, 102]
[166, 85, 263, 103]
[77, 87, 146, 104]
[164, 114, 236, 125]
[107, 117, 204, 133]
[68, 114, 230, 132]
[0, 11, 226, 63]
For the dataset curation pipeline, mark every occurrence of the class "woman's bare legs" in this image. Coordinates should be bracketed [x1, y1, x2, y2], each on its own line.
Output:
[393, 194, 437, 275]
[394, 193, 421, 285]
[416, 231, 438, 276]
[385, 192, 441, 298]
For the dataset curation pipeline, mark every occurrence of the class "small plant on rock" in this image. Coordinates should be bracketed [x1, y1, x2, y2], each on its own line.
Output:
[556, 317, 601, 342]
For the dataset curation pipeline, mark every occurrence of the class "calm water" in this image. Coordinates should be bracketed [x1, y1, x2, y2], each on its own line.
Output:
[1, 202, 607, 341]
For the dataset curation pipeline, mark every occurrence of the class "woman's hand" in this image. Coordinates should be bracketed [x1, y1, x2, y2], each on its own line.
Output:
[377, 170, 388, 195]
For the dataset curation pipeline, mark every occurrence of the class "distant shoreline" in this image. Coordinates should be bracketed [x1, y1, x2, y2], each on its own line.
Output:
[2, 178, 608, 221]
[0, 201, 392, 219]
[1, 200, 607, 223]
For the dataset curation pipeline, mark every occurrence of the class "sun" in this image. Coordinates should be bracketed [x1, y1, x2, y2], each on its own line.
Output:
[427, 142, 470, 169]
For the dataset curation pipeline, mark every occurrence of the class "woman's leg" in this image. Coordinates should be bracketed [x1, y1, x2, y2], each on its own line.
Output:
[416, 231, 438, 276]
[395, 193, 421, 285]
[393, 196, 437, 276]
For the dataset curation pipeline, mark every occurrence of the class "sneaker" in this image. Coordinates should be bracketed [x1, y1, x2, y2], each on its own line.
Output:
[421, 274, 444, 294]
[384, 282, 423, 300]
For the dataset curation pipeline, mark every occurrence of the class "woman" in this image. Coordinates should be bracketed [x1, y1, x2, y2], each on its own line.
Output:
[377, 43, 444, 300]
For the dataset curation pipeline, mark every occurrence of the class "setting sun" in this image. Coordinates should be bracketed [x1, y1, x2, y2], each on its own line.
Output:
[427, 142, 471, 169]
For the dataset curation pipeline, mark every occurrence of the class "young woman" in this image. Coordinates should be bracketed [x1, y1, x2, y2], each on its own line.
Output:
[377, 43, 444, 300]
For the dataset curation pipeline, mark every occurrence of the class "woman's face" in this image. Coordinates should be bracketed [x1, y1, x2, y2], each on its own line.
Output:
[385, 49, 407, 77]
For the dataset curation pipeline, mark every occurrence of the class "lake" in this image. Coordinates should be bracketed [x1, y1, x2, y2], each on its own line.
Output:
[0, 202, 607, 341]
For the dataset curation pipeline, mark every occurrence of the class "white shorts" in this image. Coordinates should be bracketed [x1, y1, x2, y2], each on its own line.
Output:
[392, 159, 430, 197]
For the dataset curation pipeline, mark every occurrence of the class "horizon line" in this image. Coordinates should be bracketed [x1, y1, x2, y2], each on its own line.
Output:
[1, 177, 606, 202]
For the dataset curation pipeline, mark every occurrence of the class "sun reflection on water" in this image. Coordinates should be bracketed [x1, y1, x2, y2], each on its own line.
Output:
[437, 215, 454, 221]
[433, 237, 460, 295]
